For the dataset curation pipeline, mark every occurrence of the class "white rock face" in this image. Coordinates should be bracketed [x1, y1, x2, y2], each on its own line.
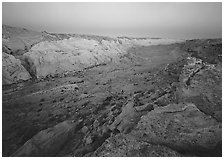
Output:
[23, 37, 125, 78]
[23, 37, 184, 79]
[2, 52, 31, 85]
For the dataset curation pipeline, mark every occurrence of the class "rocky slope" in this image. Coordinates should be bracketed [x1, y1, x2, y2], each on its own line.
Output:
[22, 36, 184, 79]
[22, 37, 124, 78]
[2, 25, 222, 157]
[2, 52, 31, 85]
[2, 25, 184, 84]
[2, 25, 43, 55]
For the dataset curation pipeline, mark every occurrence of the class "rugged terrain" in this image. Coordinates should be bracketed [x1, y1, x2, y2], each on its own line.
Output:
[2, 25, 222, 157]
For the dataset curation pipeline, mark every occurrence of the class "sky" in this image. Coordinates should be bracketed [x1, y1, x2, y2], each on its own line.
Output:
[2, 2, 222, 39]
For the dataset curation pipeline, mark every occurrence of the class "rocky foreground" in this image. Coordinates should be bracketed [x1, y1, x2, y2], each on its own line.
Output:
[2, 25, 222, 157]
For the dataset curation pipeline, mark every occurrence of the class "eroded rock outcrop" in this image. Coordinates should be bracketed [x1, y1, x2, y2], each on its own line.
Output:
[132, 103, 222, 156]
[23, 37, 125, 78]
[94, 103, 221, 157]
[2, 25, 43, 55]
[22, 37, 184, 79]
[2, 52, 31, 85]
[176, 56, 222, 122]
[93, 133, 182, 157]
[2, 25, 185, 83]
[109, 94, 154, 134]
[12, 120, 80, 157]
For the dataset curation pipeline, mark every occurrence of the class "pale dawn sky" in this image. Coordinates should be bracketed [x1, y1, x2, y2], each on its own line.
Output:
[2, 2, 222, 39]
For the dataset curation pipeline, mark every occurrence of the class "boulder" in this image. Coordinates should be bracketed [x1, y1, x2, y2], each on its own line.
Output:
[12, 120, 79, 157]
[132, 103, 222, 156]
[109, 95, 148, 134]
[134, 103, 154, 112]
[93, 134, 182, 157]
[79, 93, 89, 100]
[2, 52, 31, 85]
[109, 100, 138, 133]
[81, 126, 89, 134]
